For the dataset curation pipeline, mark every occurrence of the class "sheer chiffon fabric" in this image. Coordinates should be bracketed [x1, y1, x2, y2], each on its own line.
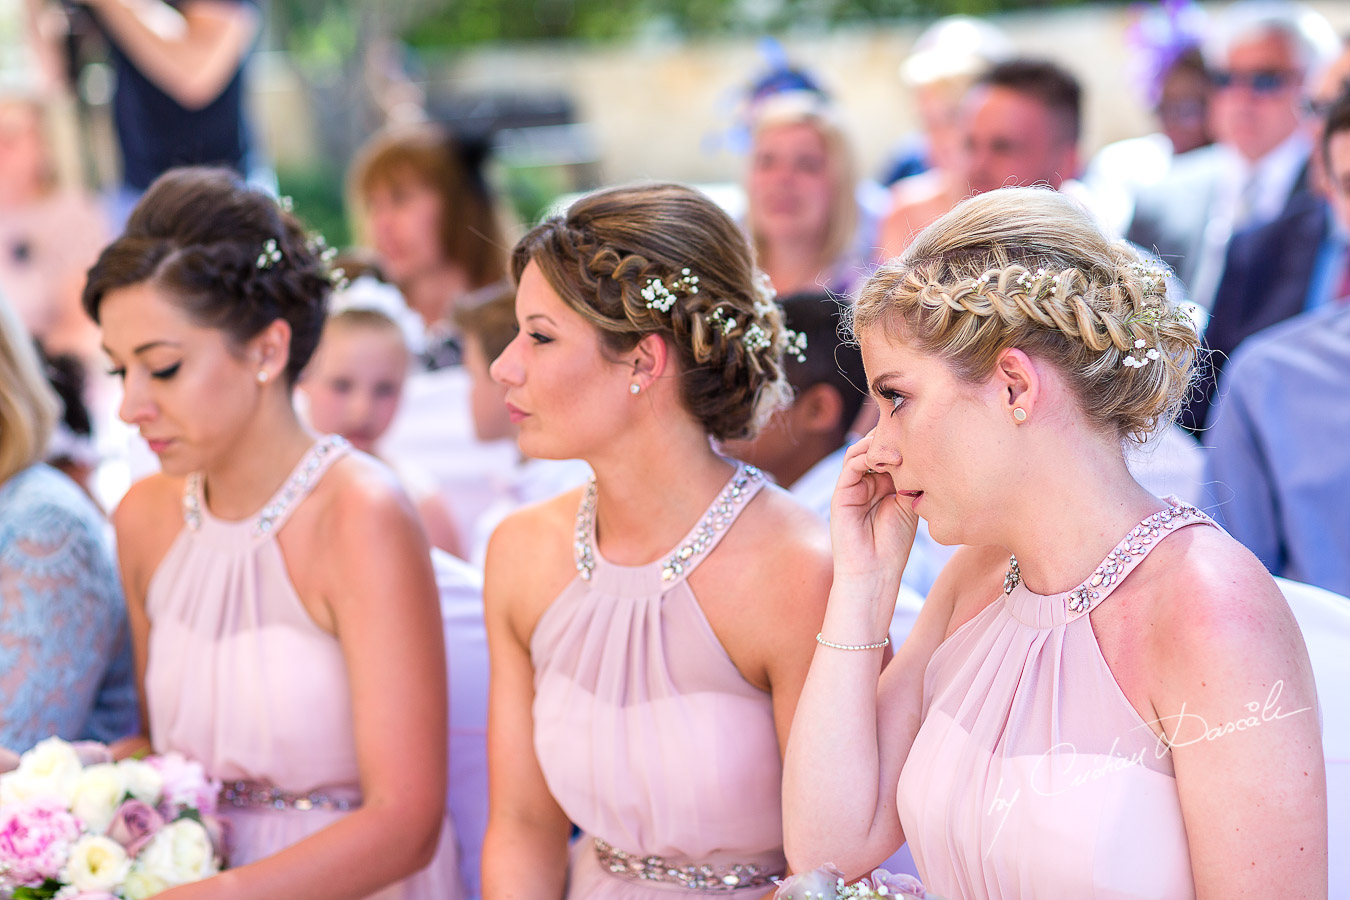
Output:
[897, 503, 1215, 900]
[531, 464, 787, 898]
[144, 437, 461, 899]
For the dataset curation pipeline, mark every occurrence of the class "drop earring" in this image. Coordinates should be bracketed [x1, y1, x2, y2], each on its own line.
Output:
[1013, 407, 1027, 422]
[629, 383, 641, 395]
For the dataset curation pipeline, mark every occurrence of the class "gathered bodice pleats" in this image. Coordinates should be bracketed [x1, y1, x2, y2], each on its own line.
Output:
[897, 501, 1217, 900]
[531, 464, 788, 897]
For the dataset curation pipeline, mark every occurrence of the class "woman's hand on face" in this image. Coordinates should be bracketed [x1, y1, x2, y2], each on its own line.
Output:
[829, 430, 919, 586]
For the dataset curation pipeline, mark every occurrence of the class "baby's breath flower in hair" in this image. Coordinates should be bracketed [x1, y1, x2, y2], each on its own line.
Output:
[256, 239, 282, 270]
[642, 268, 700, 313]
[742, 322, 771, 353]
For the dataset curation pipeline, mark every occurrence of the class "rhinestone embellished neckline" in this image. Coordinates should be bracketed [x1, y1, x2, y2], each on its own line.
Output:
[183, 435, 349, 536]
[573, 464, 764, 583]
[1002, 501, 1209, 614]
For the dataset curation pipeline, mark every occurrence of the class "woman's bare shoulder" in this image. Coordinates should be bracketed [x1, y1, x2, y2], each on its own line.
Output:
[1137, 523, 1295, 656]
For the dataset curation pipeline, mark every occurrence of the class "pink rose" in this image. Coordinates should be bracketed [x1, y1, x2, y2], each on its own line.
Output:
[865, 868, 928, 899]
[0, 802, 82, 885]
[106, 799, 165, 857]
[145, 753, 220, 815]
[775, 864, 848, 899]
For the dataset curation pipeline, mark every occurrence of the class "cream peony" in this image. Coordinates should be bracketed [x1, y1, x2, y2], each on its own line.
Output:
[61, 835, 131, 893]
[121, 864, 170, 900]
[71, 764, 128, 834]
[0, 737, 84, 807]
[116, 759, 164, 807]
[136, 818, 217, 886]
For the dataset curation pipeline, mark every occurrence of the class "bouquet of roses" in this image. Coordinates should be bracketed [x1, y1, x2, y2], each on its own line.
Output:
[775, 865, 944, 900]
[0, 737, 228, 899]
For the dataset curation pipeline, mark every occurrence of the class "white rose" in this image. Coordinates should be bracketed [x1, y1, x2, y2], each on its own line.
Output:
[61, 834, 131, 893]
[71, 763, 128, 834]
[121, 864, 169, 900]
[137, 818, 217, 886]
[0, 736, 84, 807]
[117, 759, 164, 807]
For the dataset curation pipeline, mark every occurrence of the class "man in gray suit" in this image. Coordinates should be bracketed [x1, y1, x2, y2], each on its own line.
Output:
[1126, 1, 1337, 311]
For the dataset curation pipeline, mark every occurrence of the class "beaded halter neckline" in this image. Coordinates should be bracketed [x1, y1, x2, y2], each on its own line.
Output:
[573, 463, 765, 584]
[182, 435, 349, 538]
[1001, 499, 1213, 617]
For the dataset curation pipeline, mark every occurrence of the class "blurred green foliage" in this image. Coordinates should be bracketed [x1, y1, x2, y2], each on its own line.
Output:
[400, 0, 1100, 48]
[277, 165, 351, 249]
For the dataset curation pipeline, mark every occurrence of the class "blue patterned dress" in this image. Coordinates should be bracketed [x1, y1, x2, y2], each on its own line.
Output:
[0, 464, 138, 751]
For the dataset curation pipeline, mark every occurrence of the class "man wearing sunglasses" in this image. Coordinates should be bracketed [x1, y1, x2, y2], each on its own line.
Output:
[1204, 82, 1350, 599]
[1126, 1, 1338, 313]
[1182, 42, 1350, 432]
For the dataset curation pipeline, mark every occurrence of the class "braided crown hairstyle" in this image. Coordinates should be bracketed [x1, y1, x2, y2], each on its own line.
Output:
[83, 167, 332, 385]
[512, 183, 792, 442]
[851, 187, 1199, 443]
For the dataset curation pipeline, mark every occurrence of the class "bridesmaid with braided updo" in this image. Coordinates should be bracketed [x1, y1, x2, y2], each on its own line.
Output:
[782, 187, 1327, 897]
[85, 168, 462, 899]
[481, 183, 832, 898]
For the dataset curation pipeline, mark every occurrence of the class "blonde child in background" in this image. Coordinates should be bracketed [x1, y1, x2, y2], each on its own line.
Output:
[300, 276, 463, 557]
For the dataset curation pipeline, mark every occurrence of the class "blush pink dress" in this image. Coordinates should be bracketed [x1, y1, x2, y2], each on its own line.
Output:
[896, 501, 1216, 899]
[531, 463, 787, 898]
[144, 436, 462, 899]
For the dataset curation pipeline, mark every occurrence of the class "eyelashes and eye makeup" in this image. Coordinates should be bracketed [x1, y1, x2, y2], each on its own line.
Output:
[528, 331, 554, 345]
[875, 385, 907, 416]
[105, 361, 182, 380]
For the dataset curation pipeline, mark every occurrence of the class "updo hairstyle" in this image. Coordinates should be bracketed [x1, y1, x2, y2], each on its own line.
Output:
[82, 167, 332, 386]
[851, 187, 1199, 443]
[512, 183, 792, 442]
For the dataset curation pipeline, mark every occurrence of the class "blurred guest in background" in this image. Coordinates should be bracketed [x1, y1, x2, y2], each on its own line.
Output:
[744, 91, 877, 296]
[39, 346, 100, 499]
[1204, 83, 1350, 597]
[1127, 0, 1339, 311]
[348, 123, 510, 370]
[1182, 43, 1350, 431]
[349, 123, 519, 552]
[0, 94, 107, 362]
[1083, 0, 1214, 235]
[451, 282, 589, 568]
[73, 0, 261, 223]
[299, 277, 463, 557]
[879, 59, 1085, 257]
[0, 293, 137, 753]
[879, 15, 1011, 188]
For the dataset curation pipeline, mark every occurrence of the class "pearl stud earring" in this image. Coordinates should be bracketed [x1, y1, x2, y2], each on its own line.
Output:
[1013, 407, 1027, 422]
[629, 383, 641, 395]
[257, 370, 270, 385]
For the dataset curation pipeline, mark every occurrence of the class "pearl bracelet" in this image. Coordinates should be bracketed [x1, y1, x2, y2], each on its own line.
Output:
[815, 632, 890, 651]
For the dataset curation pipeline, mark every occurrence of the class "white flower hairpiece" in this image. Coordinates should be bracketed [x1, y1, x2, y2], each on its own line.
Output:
[256, 239, 282, 270]
[710, 306, 738, 335]
[642, 268, 700, 313]
[785, 329, 808, 363]
[742, 323, 772, 353]
[1122, 338, 1162, 369]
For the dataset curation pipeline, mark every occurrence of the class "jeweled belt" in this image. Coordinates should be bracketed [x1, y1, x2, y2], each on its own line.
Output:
[219, 779, 359, 812]
[593, 838, 783, 891]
